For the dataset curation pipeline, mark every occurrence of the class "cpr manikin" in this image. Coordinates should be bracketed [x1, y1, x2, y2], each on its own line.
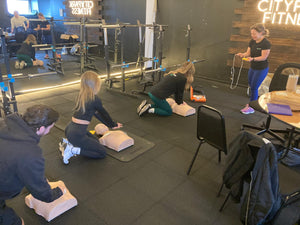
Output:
[95, 123, 134, 152]
[166, 98, 196, 116]
[25, 181, 78, 222]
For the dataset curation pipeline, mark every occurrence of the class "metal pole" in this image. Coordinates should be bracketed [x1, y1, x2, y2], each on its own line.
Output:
[120, 27, 125, 64]
[157, 25, 164, 81]
[103, 20, 111, 87]
[0, 35, 12, 115]
[80, 17, 85, 74]
[186, 24, 191, 61]
[114, 19, 120, 64]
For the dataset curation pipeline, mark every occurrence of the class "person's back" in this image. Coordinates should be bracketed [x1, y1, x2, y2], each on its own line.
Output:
[0, 105, 63, 225]
[0, 114, 42, 200]
[17, 42, 34, 58]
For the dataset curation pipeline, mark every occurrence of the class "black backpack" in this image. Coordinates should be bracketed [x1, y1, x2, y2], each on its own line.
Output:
[270, 190, 300, 225]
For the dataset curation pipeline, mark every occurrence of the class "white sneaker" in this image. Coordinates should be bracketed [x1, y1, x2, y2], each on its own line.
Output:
[59, 138, 75, 164]
[15, 60, 20, 69]
[137, 100, 147, 114]
[139, 103, 151, 116]
[19, 61, 27, 69]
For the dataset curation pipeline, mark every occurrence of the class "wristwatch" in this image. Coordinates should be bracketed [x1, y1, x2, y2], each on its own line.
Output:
[253, 57, 255, 61]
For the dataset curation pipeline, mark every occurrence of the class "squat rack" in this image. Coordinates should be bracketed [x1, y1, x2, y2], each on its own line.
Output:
[0, 31, 18, 116]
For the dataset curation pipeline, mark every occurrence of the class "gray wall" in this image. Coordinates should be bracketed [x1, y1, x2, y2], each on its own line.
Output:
[156, 0, 245, 83]
[101, 0, 245, 83]
[102, 0, 146, 62]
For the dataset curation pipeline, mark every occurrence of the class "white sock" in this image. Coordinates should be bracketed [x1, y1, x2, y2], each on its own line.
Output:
[148, 108, 155, 113]
[71, 147, 81, 155]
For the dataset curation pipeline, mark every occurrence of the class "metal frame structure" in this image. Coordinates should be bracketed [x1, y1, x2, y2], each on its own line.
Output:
[0, 32, 18, 116]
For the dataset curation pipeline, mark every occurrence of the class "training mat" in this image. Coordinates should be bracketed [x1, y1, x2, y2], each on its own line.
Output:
[55, 122, 155, 162]
[103, 132, 155, 162]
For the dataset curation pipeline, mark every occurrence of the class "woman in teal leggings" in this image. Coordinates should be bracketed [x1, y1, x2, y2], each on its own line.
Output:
[137, 61, 195, 116]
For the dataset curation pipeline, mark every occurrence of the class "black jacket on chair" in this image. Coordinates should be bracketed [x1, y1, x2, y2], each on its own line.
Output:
[223, 131, 281, 225]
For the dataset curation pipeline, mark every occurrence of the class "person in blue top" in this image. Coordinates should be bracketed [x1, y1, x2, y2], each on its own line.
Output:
[59, 71, 122, 164]
[137, 61, 195, 116]
[236, 23, 271, 114]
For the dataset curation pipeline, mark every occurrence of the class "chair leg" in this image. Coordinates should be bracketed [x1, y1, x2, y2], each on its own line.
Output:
[219, 192, 231, 212]
[217, 183, 224, 197]
[186, 141, 203, 175]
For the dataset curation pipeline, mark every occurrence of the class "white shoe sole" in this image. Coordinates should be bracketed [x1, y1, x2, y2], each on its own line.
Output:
[139, 104, 151, 116]
[137, 100, 147, 114]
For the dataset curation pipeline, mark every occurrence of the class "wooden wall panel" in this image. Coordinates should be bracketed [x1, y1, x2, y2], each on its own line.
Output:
[229, 0, 300, 72]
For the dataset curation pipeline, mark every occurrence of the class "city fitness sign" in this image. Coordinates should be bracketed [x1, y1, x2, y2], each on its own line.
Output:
[258, 0, 300, 25]
[69, 1, 94, 16]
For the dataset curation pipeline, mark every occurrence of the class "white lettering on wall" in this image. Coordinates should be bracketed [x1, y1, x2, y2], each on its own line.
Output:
[258, 0, 300, 25]
[69, 1, 94, 16]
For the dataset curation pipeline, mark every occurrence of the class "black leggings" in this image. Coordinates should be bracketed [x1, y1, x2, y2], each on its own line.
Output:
[0, 200, 22, 225]
[65, 122, 106, 159]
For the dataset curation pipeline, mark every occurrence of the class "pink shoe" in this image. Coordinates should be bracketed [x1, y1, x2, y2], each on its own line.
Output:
[240, 106, 255, 114]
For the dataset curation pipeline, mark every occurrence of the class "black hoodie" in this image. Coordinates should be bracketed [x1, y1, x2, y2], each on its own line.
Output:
[0, 114, 62, 202]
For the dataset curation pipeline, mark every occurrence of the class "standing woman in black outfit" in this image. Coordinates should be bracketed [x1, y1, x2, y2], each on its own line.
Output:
[59, 71, 122, 164]
[236, 23, 271, 114]
[137, 61, 195, 116]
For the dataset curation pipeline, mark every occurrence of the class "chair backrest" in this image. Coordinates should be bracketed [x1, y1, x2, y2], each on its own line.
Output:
[197, 105, 227, 154]
[269, 63, 300, 92]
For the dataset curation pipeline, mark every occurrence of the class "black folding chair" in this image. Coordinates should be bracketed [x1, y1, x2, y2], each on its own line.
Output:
[187, 105, 227, 175]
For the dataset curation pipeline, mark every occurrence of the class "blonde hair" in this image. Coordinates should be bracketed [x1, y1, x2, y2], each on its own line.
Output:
[75, 71, 101, 113]
[24, 34, 37, 45]
[167, 61, 195, 90]
[250, 23, 270, 37]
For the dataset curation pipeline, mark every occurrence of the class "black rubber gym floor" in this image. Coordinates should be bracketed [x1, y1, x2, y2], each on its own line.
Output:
[2, 53, 300, 225]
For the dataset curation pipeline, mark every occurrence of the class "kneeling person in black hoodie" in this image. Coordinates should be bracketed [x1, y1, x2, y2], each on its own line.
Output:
[0, 105, 63, 225]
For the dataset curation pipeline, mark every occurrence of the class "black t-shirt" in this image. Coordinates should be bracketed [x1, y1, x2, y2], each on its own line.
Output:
[39, 21, 51, 36]
[249, 38, 271, 70]
[150, 72, 187, 104]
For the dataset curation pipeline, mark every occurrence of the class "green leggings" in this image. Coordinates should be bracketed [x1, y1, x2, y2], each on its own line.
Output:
[16, 54, 33, 67]
[148, 92, 172, 116]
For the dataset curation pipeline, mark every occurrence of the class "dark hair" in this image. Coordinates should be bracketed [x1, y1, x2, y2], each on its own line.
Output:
[22, 105, 59, 130]
[250, 23, 270, 37]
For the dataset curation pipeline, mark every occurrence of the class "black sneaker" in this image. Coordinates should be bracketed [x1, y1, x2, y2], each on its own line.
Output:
[137, 100, 147, 114]
[139, 104, 151, 116]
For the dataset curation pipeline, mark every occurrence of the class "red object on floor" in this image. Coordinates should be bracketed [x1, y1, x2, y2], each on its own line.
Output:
[190, 86, 206, 103]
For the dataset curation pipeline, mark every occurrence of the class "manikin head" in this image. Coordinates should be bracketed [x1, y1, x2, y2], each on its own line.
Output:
[250, 23, 269, 41]
[95, 123, 109, 135]
[14, 11, 19, 18]
[22, 105, 59, 136]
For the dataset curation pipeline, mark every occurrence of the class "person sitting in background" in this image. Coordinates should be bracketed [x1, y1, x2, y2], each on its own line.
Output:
[0, 105, 64, 225]
[10, 11, 29, 43]
[15, 34, 44, 69]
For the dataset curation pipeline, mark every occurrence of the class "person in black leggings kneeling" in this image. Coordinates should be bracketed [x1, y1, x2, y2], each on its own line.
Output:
[59, 71, 122, 164]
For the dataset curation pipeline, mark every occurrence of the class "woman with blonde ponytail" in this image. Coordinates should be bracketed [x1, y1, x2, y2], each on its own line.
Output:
[137, 61, 195, 116]
[236, 23, 271, 114]
[59, 71, 122, 164]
